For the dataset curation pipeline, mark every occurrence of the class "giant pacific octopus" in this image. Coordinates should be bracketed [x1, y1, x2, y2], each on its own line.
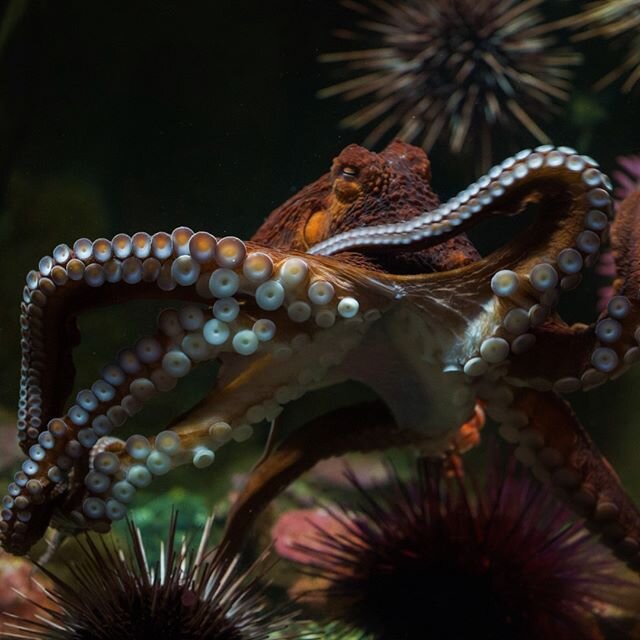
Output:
[3, 141, 640, 574]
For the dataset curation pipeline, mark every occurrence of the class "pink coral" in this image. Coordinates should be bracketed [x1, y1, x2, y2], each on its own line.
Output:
[273, 508, 361, 567]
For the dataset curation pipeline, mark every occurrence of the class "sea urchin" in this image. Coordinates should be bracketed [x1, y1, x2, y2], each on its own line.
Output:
[1, 512, 296, 640]
[319, 0, 580, 167]
[276, 455, 638, 640]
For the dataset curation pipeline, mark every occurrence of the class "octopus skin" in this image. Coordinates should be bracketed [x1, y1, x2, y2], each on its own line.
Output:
[2, 141, 640, 578]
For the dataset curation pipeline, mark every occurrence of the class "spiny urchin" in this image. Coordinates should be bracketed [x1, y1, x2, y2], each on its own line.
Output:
[319, 0, 580, 166]
[569, 0, 640, 92]
[276, 456, 639, 640]
[2, 512, 297, 640]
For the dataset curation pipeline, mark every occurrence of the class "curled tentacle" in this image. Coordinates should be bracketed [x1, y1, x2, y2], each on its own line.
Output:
[18, 228, 208, 454]
[309, 145, 612, 264]
[503, 189, 640, 392]
[4, 229, 396, 554]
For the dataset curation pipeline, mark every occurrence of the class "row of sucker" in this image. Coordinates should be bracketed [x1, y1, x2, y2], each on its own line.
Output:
[4, 228, 373, 552]
[19, 227, 202, 450]
[73, 303, 377, 533]
[308, 145, 610, 256]
[19, 230, 363, 445]
[458, 147, 615, 387]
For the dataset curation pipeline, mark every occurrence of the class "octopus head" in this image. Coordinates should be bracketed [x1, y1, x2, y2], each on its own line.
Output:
[254, 140, 439, 253]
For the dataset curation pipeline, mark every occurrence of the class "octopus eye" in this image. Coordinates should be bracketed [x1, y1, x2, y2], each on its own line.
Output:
[341, 166, 357, 178]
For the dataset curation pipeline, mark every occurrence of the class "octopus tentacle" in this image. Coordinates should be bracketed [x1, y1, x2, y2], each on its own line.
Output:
[309, 145, 612, 261]
[4, 230, 396, 554]
[507, 389, 640, 574]
[18, 227, 214, 454]
[219, 401, 485, 559]
[220, 401, 395, 558]
[610, 190, 640, 296]
[355, 146, 618, 396]
[502, 188, 640, 392]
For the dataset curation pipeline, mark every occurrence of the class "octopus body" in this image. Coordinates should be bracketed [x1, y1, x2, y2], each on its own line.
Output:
[2, 141, 640, 575]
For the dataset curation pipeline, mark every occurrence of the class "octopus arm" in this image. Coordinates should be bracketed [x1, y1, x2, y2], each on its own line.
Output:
[219, 401, 485, 558]
[513, 389, 640, 572]
[611, 191, 640, 298]
[309, 147, 610, 273]
[4, 231, 398, 554]
[507, 189, 640, 386]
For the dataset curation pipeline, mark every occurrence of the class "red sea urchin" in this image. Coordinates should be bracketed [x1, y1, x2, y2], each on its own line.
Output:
[319, 0, 580, 166]
[1, 513, 296, 640]
[275, 456, 639, 640]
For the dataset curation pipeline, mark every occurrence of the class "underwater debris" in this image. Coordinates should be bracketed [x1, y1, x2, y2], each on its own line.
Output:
[2, 511, 297, 640]
[319, 0, 580, 166]
[273, 454, 640, 640]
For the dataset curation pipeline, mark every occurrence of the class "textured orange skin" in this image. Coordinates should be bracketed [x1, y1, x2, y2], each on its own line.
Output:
[253, 140, 480, 273]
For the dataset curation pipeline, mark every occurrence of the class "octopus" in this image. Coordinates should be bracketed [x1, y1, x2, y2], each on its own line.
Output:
[2, 140, 640, 577]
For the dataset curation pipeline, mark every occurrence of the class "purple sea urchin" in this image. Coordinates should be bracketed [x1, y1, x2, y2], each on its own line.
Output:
[2, 512, 296, 640]
[275, 456, 639, 640]
[319, 0, 580, 166]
